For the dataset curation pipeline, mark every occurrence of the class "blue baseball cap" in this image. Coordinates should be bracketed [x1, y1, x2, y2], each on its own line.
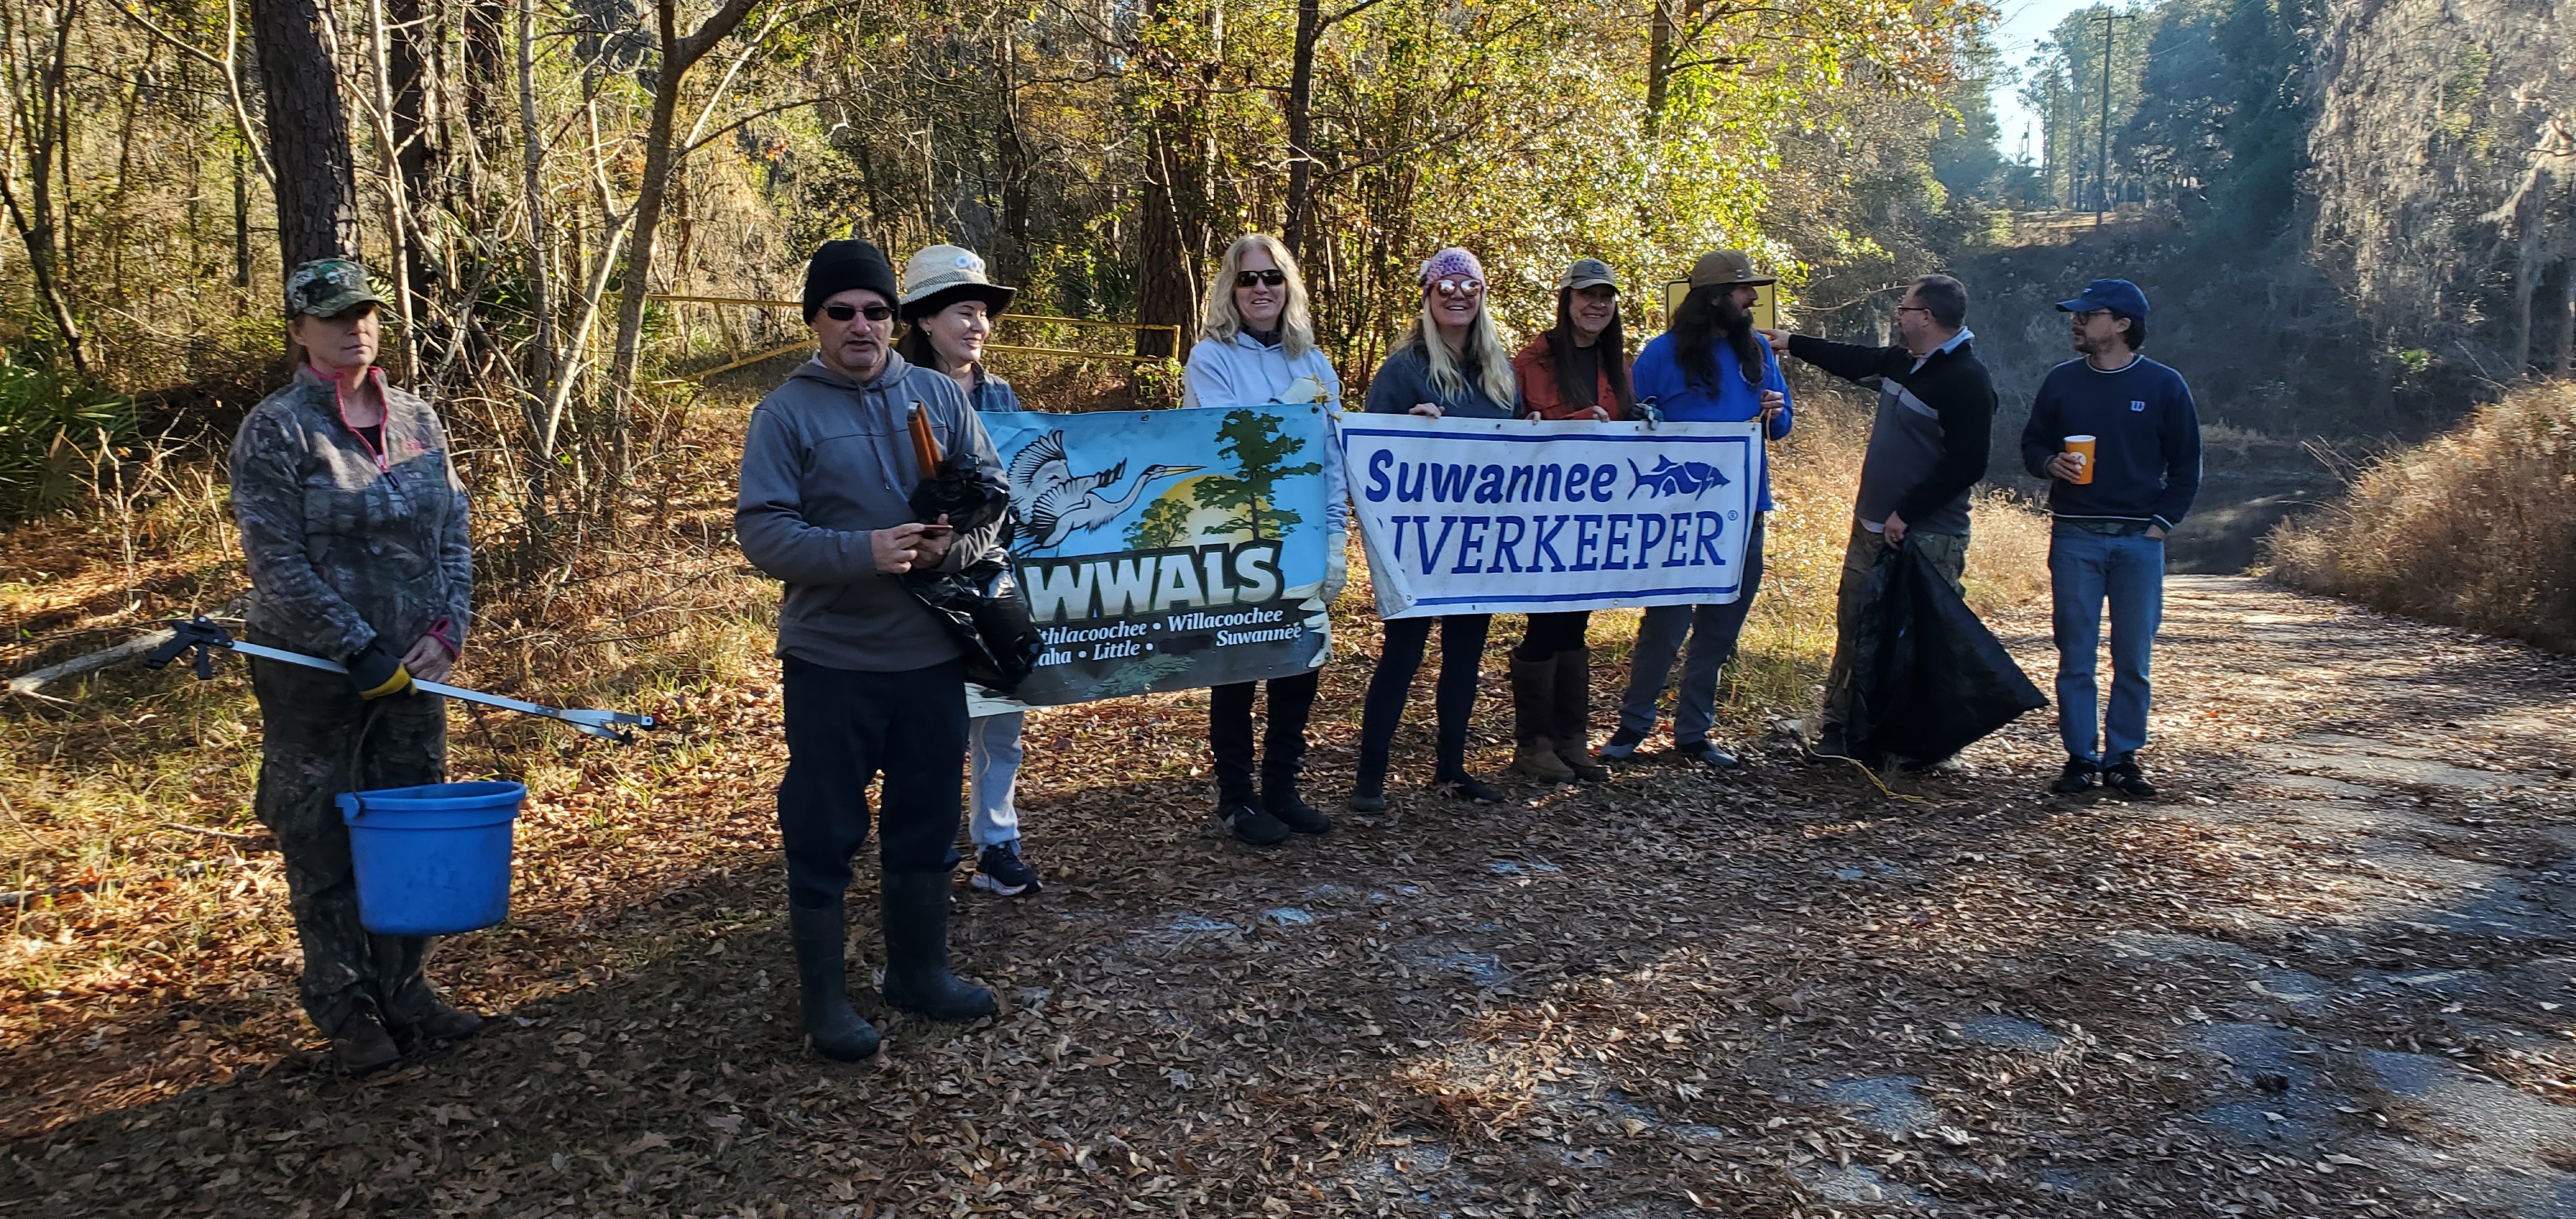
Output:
[2056, 278, 2149, 319]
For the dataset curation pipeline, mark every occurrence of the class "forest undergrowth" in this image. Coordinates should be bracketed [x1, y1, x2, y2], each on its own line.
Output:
[0, 374, 2050, 1141]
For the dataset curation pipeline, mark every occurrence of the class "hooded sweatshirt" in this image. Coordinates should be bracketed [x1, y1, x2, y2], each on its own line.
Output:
[1181, 330, 1349, 530]
[735, 353, 1006, 672]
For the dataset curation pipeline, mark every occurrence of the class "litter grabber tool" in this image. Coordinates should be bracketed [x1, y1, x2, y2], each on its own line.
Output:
[145, 617, 657, 743]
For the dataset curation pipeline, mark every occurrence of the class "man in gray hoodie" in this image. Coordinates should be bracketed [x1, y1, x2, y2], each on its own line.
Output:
[735, 238, 1008, 1061]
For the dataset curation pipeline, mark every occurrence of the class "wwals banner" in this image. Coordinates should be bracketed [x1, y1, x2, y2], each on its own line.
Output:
[1339, 416, 1762, 618]
[969, 404, 1333, 711]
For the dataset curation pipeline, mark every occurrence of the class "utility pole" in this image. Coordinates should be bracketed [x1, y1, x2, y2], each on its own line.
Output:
[2093, 10, 2131, 227]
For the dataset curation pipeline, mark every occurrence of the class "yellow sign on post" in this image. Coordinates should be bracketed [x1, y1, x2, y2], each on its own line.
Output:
[1663, 280, 1777, 332]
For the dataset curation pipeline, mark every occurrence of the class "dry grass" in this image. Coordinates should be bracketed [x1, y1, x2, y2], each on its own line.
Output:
[2264, 379, 2576, 654]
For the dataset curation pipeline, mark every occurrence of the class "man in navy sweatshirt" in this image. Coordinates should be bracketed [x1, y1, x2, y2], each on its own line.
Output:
[2018, 278, 2202, 799]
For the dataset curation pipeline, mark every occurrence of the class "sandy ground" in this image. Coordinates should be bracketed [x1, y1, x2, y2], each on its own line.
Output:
[9, 574, 2576, 1218]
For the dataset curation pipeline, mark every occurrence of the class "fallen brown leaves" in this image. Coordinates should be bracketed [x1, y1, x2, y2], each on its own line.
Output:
[10, 411, 2576, 1216]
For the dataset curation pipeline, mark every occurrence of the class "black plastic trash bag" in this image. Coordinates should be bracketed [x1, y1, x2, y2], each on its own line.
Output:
[910, 453, 1012, 535]
[907, 550, 1043, 694]
[1846, 542, 2047, 763]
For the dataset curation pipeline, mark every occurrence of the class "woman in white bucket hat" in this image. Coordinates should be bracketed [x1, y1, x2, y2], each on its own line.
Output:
[896, 244, 1043, 896]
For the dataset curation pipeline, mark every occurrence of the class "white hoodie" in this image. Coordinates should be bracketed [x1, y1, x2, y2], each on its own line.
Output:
[1180, 332, 1349, 532]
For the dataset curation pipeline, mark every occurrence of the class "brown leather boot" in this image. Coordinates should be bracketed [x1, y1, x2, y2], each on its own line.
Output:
[1551, 649, 1608, 783]
[1508, 657, 1575, 782]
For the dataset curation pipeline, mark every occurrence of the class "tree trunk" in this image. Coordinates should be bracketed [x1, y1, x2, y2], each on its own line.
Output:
[250, 0, 360, 268]
[0, 1, 88, 372]
[995, 24, 1031, 282]
[1280, 0, 1320, 257]
[1644, 0, 1673, 139]
[2559, 257, 2575, 377]
[233, 145, 252, 295]
[1133, 130, 1198, 361]
[388, 0, 444, 325]
[604, 0, 766, 503]
[606, 53, 686, 500]
[1130, 0, 1209, 361]
[516, 0, 557, 529]
[362, 0, 419, 376]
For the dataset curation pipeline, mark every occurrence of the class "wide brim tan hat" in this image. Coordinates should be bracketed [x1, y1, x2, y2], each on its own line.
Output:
[900, 243, 1018, 319]
[1687, 249, 1775, 288]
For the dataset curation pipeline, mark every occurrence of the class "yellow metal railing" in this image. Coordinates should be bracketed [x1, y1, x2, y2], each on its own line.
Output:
[648, 294, 1182, 381]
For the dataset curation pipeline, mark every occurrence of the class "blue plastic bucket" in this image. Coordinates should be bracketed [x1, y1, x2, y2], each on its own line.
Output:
[335, 781, 526, 935]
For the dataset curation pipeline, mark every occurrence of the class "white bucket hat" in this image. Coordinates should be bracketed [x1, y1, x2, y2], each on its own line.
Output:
[898, 244, 1017, 319]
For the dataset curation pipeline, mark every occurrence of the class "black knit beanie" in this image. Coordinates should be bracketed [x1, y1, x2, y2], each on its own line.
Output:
[801, 239, 900, 321]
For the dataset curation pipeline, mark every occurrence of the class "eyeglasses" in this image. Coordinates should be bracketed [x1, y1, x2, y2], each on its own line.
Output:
[2069, 309, 2112, 323]
[1430, 277, 1484, 300]
[1896, 305, 1931, 316]
[1234, 269, 1287, 288]
[822, 303, 896, 323]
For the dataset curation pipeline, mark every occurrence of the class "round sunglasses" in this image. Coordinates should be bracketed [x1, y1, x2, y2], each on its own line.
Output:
[1430, 277, 1484, 300]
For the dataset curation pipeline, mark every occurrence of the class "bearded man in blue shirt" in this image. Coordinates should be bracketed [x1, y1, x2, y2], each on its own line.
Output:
[2017, 279, 2203, 799]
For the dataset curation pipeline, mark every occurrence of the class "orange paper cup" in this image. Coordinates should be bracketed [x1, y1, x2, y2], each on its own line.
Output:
[2064, 435, 2097, 486]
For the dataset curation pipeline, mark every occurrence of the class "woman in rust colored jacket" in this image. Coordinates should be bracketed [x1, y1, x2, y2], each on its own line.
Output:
[1501, 257, 1636, 785]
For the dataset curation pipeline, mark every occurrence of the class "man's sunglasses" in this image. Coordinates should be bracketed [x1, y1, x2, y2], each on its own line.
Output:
[1431, 277, 1484, 299]
[822, 303, 896, 323]
[1234, 269, 1288, 288]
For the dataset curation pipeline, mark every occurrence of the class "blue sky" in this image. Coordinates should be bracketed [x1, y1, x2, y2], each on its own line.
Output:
[1986, 0, 2110, 164]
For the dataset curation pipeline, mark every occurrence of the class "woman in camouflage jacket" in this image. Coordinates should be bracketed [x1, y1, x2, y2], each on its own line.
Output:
[227, 259, 482, 1073]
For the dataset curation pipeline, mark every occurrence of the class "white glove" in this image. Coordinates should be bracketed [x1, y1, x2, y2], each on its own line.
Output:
[1322, 531, 1350, 605]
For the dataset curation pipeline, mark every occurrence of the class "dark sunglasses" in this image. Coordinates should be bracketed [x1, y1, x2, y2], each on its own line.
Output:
[822, 303, 896, 323]
[1234, 269, 1288, 288]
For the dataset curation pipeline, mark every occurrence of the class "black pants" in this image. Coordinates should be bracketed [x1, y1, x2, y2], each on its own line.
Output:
[778, 655, 967, 909]
[1208, 669, 1320, 808]
[1514, 611, 1591, 660]
[1357, 613, 1492, 788]
[249, 633, 447, 1036]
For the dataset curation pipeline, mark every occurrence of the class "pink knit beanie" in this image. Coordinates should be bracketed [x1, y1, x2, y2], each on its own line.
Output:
[1420, 247, 1485, 287]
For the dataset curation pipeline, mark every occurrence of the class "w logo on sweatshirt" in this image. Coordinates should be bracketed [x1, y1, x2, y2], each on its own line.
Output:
[2130, 400, 2147, 412]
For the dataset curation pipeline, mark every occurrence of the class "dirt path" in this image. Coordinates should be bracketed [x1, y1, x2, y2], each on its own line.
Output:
[10, 575, 2576, 1218]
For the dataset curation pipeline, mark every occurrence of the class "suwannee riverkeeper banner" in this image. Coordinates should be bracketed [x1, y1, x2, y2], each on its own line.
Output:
[1339, 415, 1763, 618]
[968, 404, 1335, 712]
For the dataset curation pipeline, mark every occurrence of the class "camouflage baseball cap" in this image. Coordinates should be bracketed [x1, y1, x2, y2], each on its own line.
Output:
[284, 258, 384, 318]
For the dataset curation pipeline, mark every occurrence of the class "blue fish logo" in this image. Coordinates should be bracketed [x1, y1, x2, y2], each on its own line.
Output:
[1627, 456, 1729, 498]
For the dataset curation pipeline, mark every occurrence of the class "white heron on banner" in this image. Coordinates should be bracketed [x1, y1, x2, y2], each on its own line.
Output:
[1004, 430, 1202, 551]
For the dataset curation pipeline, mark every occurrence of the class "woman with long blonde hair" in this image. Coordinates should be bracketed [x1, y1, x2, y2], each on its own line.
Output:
[1182, 233, 1351, 846]
[1349, 247, 1517, 809]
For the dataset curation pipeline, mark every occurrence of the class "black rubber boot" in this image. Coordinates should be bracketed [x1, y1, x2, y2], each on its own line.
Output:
[788, 901, 882, 1061]
[880, 872, 998, 1022]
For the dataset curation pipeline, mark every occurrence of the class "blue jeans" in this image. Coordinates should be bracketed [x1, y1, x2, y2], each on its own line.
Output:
[2048, 525, 2165, 765]
[967, 712, 1023, 847]
[1616, 516, 1766, 744]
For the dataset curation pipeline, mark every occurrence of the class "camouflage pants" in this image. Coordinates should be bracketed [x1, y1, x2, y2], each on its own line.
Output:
[1821, 522, 1970, 730]
[248, 632, 449, 1036]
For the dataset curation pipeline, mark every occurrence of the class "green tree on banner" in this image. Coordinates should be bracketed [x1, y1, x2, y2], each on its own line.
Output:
[1124, 493, 1195, 550]
[1192, 411, 1319, 542]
